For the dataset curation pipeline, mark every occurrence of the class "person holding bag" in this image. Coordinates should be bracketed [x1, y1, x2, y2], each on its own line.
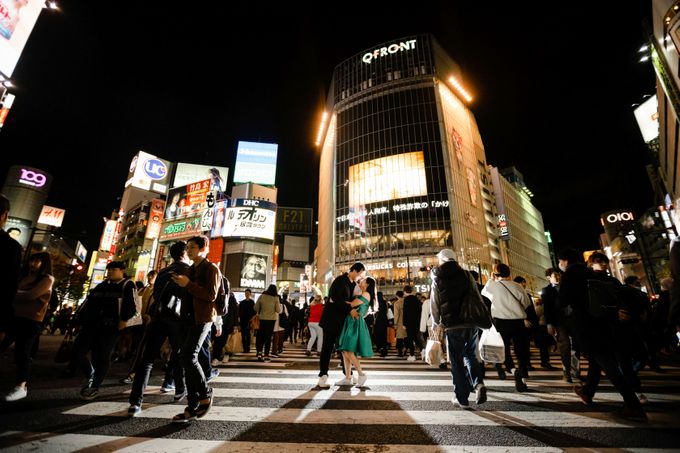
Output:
[482, 263, 532, 392]
[430, 249, 487, 409]
[3, 252, 54, 401]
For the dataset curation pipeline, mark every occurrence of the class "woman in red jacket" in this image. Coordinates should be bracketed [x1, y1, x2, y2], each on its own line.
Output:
[305, 294, 324, 356]
[4, 252, 54, 401]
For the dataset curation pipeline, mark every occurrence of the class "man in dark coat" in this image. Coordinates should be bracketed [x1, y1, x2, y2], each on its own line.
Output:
[431, 249, 486, 408]
[317, 262, 365, 388]
[403, 285, 423, 361]
[238, 289, 256, 353]
[0, 194, 22, 345]
[557, 248, 646, 421]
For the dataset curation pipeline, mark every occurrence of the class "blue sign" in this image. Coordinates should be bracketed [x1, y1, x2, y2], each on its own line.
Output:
[144, 159, 168, 180]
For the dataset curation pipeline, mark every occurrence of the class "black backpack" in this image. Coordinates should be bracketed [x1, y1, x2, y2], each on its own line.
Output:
[279, 304, 289, 328]
[214, 276, 229, 317]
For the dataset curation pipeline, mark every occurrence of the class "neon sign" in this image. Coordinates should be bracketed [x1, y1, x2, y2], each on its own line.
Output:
[362, 39, 417, 64]
[19, 168, 46, 188]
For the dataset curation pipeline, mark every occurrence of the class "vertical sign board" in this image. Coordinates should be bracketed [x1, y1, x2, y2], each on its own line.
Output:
[145, 199, 166, 239]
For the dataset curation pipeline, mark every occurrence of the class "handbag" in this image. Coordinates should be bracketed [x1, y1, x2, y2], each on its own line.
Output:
[225, 331, 243, 354]
[54, 331, 74, 363]
[249, 314, 260, 331]
[424, 339, 444, 367]
[458, 272, 493, 329]
[478, 325, 505, 363]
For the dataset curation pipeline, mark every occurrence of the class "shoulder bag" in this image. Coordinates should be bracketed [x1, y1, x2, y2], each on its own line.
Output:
[458, 271, 493, 329]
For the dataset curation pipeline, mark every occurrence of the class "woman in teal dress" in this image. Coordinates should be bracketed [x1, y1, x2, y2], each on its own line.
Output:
[337, 277, 376, 387]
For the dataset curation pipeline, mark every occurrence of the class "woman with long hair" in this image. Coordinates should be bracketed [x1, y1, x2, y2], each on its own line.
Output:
[4, 252, 54, 401]
[336, 276, 375, 387]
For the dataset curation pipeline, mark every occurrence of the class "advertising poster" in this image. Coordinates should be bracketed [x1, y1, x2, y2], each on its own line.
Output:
[75, 241, 87, 262]
[145, 199, 166, 239]
[222, 199, 276, 242]
[348, 151, 427, 206]
[0, 0, 43, 77]
[159, 216, 203, 241]
[99, 219, 117, 252]
[4, 216, 31, 248]
[240, 253, 267, 290]
[211, 201, 226, 238]
[233, 141, 278, 185]
[173, 163, 229, 196]
[165, 179, 211, 221]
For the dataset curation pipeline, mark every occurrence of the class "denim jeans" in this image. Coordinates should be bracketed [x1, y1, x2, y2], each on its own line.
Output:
[73, 325, 118, 388]
[129, 317, 186, 406]
[445, 327, 484, 404]
[180, 322, 212, 408]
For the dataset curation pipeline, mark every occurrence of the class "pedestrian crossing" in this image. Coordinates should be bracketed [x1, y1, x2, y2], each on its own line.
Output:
[2, 343, 680, 452]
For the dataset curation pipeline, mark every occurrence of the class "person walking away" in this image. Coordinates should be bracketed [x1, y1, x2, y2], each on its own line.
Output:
[0, 194, 22, 348]
[557, 248, 646, 421]
[430, 249, 486, 409]
[213, 284, 238, 365]
[482, 263, 532, 392]
[317, 262, 365, 388]
[254, 284, 281, 362]
[3, 252, 54, 401]
[239, 289, 256, 353]
[403, 286, 424, 361]
[306, 293, 324, 356]
[127, 241, 191, 416]
[272, 299, 288, 356]
[542, 267, 578, 382]
[373, 291, 389, 357]
[170, 235, 221, 422]
[72, 261, 137, 400]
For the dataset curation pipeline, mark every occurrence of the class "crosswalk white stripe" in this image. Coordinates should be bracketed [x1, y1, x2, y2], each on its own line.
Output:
[7, 431, 630, 453]
[64, 402, 671, 427]
[208, 387, 680, 403]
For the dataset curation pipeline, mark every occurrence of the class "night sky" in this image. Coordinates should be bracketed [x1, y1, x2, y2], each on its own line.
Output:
[0, 2, 657, 257]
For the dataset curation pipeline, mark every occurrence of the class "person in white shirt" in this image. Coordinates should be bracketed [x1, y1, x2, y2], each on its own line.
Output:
[481, 263, 532, 392]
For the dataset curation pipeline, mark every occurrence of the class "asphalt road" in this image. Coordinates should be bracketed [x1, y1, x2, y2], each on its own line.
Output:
[1, 333, 679, 452]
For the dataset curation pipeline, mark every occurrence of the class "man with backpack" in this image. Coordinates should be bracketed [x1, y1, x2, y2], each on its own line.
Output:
[127, 241, 191, 416]
[71, 261, 137, 400]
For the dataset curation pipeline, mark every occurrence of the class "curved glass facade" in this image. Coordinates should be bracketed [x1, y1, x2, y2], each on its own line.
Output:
[317, 34, 501, 294]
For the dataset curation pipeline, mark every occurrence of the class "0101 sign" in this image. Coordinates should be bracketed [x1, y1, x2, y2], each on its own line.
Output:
[604, 212, 634, 224]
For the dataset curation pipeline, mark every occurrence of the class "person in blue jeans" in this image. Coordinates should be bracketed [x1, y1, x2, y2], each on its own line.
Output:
[430, 249, 486, 409]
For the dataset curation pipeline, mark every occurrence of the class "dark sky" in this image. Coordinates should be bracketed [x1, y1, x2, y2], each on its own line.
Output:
[0, 2, 656, 256]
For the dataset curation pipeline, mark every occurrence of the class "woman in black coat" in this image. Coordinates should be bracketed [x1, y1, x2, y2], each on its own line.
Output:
[373, 291, 389, 357]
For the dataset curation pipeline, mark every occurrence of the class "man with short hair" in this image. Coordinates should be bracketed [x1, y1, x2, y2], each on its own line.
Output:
[170, 235, 221, 422]
[403, 285, 424, 361]
[0, 194, 22, 346]
[431, 249, 486, 409]
[542, 268, 575, 380]
[127, 241, 191, 416]
[239, 289, 256, 353]
[72, 261, 137, 400]
[317, 262, 365, 388]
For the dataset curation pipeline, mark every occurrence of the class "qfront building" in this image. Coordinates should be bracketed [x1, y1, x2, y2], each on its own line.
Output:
[316, 35, 513, 295]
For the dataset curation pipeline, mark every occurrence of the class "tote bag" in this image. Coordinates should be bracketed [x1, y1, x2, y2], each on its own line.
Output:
[225, 331, 243, 354]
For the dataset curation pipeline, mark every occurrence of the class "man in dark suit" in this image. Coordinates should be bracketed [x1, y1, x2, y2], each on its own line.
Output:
[317, 262, 365, 388]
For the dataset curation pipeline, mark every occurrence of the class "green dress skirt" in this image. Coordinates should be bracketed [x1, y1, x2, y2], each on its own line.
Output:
[337, 295, 374, 358]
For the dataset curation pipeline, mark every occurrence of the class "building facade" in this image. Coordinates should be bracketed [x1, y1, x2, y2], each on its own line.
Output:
[316, 35, 505, 295]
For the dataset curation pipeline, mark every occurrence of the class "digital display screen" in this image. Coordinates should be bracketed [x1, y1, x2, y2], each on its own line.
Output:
[233, 141, 278, 185]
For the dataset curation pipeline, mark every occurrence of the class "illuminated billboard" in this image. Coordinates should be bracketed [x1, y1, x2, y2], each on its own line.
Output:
[75, 241, 87, 262]
[0, 0, 43, 77]
[240, 253, 268, 290]
[99, 220, 117, 252]
[4, 216, 30, 248]
[221, 199, 276, 242]
[233, 141, 278, 185]
[165, 179, 211, 221]
[173, 163, 229, 195]
[37, 205, 65, 227]
[145, 199, 166, 239]
[633, 95, 659, 143]
[348, 151, 427, 206]
[125, 151, 172, 194]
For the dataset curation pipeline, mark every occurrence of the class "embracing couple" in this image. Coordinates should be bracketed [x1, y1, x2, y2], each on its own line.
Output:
[317, 262, 375, 388]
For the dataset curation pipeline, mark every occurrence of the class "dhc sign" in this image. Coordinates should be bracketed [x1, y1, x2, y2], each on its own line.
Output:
[144, 159, 167, 180]
[362, 39, 417, 64]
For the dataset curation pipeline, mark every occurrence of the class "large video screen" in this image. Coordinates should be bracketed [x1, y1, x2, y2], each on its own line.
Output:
[173, 163, 229, 195]
[233, 141, 278, 185]
[0, 0, 43, 77]
[348, 151, 427, 206]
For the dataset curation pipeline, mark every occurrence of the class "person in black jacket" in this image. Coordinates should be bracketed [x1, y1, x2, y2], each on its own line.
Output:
[557, 248, 646, 421]
[238, 289, 256, 353]
[0, 194, 22, 348]
[403, 286, 423, 361]
[72, 261, 137, 400]
[373, 292, 389, 357]
[317, 262, 365, 388]
[431, 249, 486, 408]
[542, 268, 577, 382]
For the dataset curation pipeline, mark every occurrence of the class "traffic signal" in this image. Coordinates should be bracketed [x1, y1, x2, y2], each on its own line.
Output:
[74, 263, 84, 272]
